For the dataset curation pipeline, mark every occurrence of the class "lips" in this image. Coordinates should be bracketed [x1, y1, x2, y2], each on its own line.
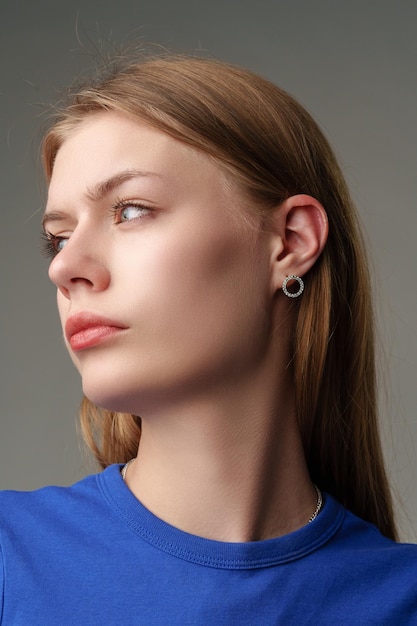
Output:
[65, 312, 128, 351]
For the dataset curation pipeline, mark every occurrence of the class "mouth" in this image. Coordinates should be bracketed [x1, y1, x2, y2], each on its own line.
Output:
[65, 312, 128, 352]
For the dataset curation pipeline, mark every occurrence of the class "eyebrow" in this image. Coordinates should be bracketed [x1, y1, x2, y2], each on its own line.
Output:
[42, 169, 161, 232]
[85, 169, 161, 202]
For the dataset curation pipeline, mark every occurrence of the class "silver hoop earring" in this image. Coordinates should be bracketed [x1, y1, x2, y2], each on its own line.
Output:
[282, 275, 304, 298]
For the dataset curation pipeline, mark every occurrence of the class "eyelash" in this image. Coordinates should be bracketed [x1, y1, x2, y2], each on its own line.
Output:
[41, 200, 154, 260]
[109, 199, 153, 223]
[40, 231, 66, 260]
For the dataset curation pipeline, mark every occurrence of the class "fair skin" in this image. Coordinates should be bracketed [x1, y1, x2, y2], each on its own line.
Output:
[44, 111, 328, 542]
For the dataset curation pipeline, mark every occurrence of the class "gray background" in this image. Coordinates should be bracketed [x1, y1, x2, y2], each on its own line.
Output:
[1, 0, 416, 541]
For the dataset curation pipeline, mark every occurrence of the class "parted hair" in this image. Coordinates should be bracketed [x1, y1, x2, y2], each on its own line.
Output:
[42, 53, 397, 540]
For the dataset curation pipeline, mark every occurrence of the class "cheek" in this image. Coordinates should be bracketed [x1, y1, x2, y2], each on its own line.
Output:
[123, 227, 270, 361]
[124, 227, 247, 311]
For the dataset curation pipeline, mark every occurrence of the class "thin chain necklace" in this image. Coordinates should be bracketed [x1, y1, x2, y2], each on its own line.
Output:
[308, 484, 323, 523]
[121, 459, 323, 524]
[121, 458, 136, 481]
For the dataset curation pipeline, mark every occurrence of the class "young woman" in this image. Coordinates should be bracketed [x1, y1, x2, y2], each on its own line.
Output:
[1, 54, 416, 624]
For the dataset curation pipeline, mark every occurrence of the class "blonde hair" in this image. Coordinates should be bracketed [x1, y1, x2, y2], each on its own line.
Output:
[43, 54, 397, 539]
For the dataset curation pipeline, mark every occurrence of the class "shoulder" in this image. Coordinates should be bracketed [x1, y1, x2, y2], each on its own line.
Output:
[323, 495, 417, 562]
[310, 496, 417, 621]
[0, 466, 128, 624]
[0, 465, 128, 538]
[0, 468, 115, 587]
[335, 499, 415, 547]
[0, 469, 110, 549]
[0, 469, 99, 512]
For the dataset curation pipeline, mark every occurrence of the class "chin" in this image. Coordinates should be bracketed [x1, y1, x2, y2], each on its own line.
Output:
[82, 383, 138, 415]
[85, 395, 142, 417]
[81, 372, 167, 416]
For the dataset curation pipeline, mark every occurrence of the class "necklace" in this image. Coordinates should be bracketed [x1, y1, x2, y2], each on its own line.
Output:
[121, 459, 322, 524]
[308, 484, 323, 523]
[121, 457, 136, 481]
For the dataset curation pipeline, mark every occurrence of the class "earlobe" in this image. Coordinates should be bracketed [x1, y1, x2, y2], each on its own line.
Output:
[270, 194, 328, 292]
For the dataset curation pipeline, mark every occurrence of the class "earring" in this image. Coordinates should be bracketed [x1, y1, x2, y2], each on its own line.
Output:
[282, 275, 304, 298]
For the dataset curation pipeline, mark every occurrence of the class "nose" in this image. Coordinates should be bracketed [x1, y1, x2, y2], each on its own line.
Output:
[48, 229, 111, 300]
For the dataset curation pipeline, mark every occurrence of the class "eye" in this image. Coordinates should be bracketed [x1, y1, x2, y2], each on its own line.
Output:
[111, 201, 152, 224]
[41, 232, 69, 259]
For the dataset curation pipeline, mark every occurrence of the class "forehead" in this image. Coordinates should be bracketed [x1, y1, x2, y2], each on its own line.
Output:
[50, 112, 198, 177]
[48, 112, 233, 198]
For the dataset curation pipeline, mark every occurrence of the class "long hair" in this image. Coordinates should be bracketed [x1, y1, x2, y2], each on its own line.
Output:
[42, 53, 397, 539]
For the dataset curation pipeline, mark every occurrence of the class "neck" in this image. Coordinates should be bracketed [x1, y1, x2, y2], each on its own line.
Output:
[124, 366, 317, 543]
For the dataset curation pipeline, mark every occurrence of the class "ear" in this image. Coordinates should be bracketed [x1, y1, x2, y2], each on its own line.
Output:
[269, 194, 328, 293]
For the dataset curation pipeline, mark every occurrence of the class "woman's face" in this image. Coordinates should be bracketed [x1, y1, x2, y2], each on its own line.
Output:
[44, 112, 277, 414]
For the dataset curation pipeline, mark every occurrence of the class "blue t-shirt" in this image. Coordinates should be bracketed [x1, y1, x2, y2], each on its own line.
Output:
[0, 464, 416, 624]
